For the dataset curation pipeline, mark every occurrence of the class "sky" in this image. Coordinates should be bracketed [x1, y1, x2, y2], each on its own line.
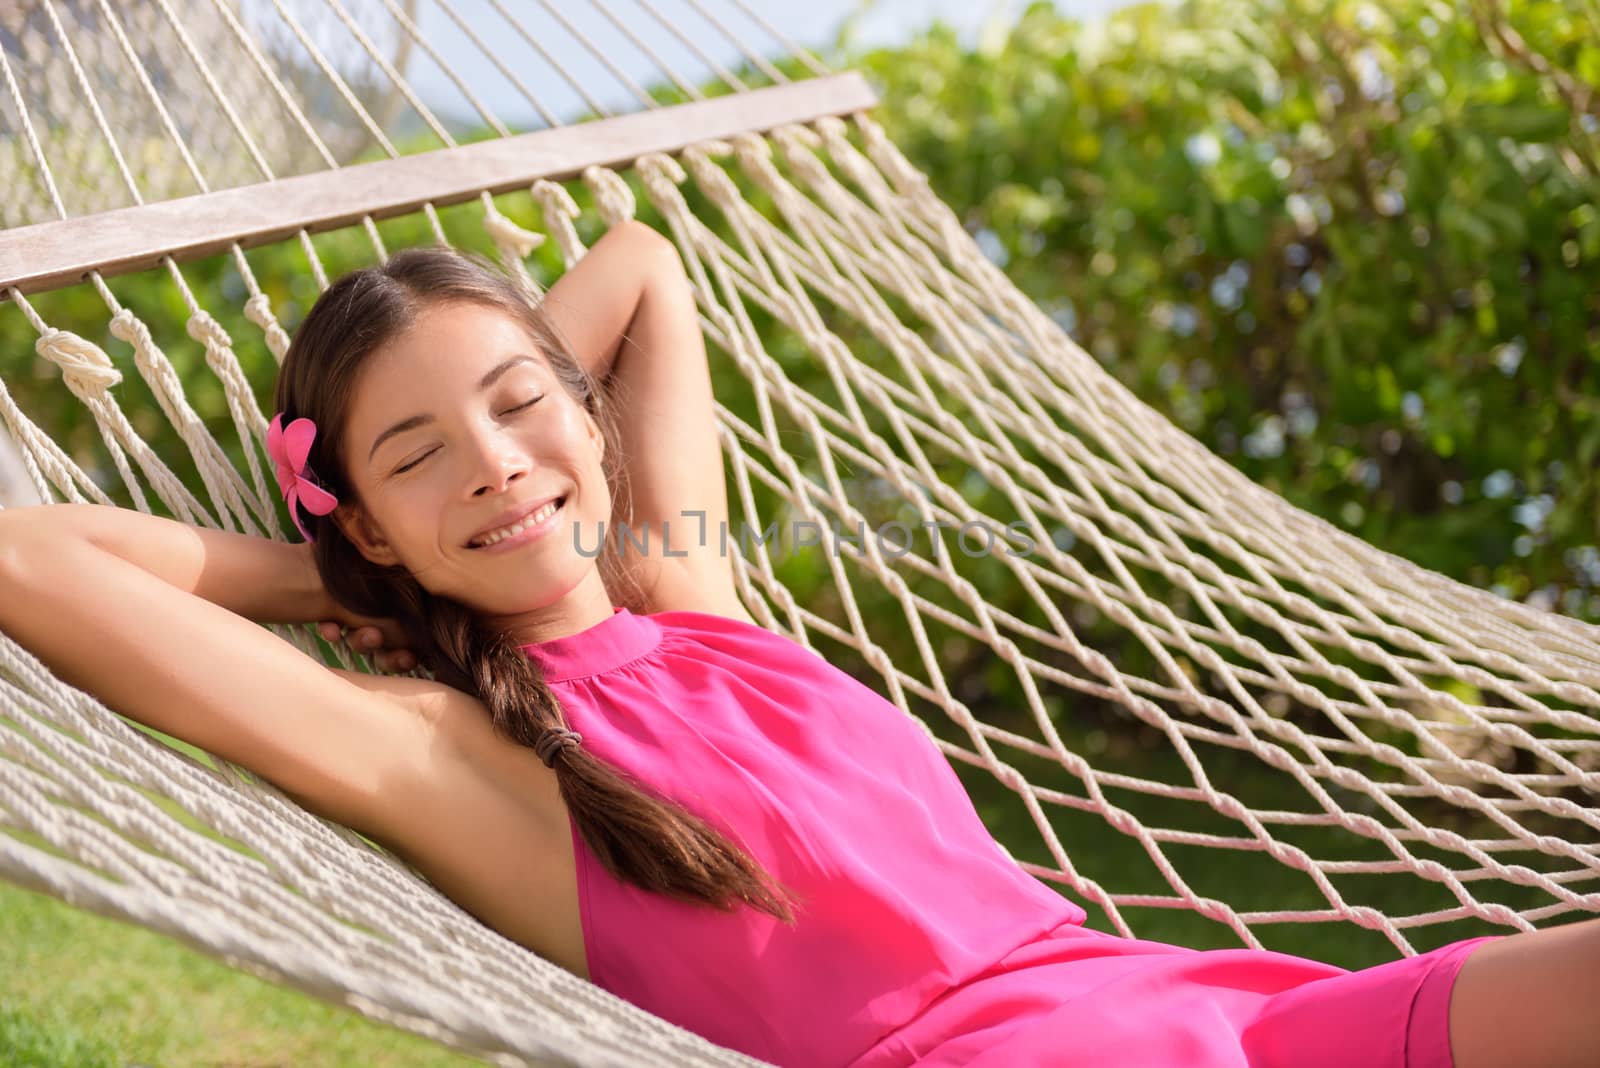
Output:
[400, 0, 1142, 130]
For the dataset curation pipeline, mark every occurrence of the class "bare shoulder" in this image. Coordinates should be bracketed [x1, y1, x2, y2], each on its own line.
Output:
[325, 665, 588, 975]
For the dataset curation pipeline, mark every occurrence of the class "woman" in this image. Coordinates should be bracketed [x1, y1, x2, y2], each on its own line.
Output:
[0, 221, 1593, 1068]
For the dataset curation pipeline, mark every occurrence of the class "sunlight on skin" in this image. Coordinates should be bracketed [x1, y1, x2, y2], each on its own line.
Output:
[328, 300, 617, 647]
[1449, 916, 1600, 1068]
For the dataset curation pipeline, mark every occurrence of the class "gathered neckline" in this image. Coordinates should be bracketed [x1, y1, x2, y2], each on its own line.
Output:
[518, 605, 663, 683]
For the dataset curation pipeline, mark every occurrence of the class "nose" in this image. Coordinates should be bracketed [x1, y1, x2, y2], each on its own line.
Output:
[467, 429, 529, 498]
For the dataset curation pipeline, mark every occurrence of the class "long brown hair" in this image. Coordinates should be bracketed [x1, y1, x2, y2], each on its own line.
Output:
[273, 245, 799, 924]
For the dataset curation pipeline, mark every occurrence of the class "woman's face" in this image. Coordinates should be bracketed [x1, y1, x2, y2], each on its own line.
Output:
[335, 299, 610, 618]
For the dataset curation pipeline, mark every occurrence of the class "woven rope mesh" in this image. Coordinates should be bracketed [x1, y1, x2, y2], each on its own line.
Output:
[1, 1, 1598, 1064]
[0, 0, 418, 228]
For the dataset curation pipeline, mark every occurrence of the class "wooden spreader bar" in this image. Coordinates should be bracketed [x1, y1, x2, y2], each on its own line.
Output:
[0, 72, 877, 296]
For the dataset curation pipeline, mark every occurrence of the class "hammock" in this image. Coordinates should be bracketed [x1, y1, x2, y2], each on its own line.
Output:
[0, 2, 1596, 1065]
[0, 0, 417, 229]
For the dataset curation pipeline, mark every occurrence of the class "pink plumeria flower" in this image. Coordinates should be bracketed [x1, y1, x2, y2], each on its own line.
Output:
[266, 413, 339, 542]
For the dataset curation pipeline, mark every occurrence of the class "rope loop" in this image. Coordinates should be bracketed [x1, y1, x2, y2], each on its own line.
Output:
[35, 327, 122, 394]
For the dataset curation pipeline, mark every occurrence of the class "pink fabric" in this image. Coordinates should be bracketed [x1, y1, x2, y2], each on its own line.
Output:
[1407, 935, 1498, 1068]
[522, 607, 1501, 1068]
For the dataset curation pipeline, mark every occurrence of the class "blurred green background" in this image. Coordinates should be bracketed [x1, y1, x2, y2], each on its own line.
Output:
[861, 0, 1600, 614]
[2, 0, 1597, 1063]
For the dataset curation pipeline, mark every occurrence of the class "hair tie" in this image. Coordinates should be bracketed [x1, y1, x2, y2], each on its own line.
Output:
[267, 413, 339, 542]
[535, 726, 583, 768]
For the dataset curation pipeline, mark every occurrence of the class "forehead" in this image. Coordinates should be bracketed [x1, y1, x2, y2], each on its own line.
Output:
[350, 302, 548, 410]
[376, 300, 539, 370]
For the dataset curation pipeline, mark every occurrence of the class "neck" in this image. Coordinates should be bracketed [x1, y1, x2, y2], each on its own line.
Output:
[487, 568, 616, 645]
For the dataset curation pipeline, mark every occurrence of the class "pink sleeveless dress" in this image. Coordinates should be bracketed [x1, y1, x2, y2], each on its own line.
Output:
[522, 607, 1501, 1068]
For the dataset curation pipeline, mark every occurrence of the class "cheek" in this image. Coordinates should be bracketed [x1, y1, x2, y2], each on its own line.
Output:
[543, 399, 597, 446]
[562, 456, 612, 533]
[537, 414, 607, 485]
[370, 480, 450, 549]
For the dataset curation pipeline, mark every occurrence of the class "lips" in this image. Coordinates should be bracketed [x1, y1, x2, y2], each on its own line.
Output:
[465, 494, 566, 548]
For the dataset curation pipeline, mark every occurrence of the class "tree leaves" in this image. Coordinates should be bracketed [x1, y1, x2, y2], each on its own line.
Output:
[856, 0, 1600, 612]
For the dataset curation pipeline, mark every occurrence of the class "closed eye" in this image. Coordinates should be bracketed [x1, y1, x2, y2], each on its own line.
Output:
[390, 395, 543, 475]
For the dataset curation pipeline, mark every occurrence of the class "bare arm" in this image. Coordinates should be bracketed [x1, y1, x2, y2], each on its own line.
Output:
[0, 499, 410, 668]
[0, 503, 439, 839]
[0, 503, 334, 623]
[540, 221, 753, 624]
[540, 219, 688, 382]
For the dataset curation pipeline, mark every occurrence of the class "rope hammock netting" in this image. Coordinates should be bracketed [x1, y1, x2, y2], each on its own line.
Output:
[0, 1, 1596, 1065]
[0, 0, 418, 229]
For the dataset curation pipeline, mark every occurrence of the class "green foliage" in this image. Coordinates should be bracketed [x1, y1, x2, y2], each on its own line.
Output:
[854, 0, 1600, 615]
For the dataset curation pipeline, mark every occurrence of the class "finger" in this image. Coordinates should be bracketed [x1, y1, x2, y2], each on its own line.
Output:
[382, 650, 416, 673]
[318, 621, 342, 642]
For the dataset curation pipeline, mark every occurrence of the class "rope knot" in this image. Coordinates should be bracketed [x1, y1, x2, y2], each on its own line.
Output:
[185, 309, 231, 350]
[771, 123, 820, 150]
[636, 152, 687, 186]
[243, 293, 273, 323]
[681, 147, 740, 204]
[482, 206, 545, 259]
[243, 293, 292, 364]
[530, 179, 581, 222]
[731, 130, 775, 164]
[107, 307, 150, 348]
[771, 129, 831, 187]
[814, 115, 849, 143]
[35, 327, 121, 393]
[583, 166, 636, 226]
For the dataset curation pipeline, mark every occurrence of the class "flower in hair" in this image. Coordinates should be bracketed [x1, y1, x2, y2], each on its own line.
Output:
[267, 413, 339, 542]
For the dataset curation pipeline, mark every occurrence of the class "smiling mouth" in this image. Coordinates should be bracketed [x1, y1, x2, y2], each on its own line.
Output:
[467, 496, 566, 549]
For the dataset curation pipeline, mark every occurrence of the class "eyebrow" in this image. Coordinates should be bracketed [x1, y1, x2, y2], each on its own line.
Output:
[367, 355, 538, 463]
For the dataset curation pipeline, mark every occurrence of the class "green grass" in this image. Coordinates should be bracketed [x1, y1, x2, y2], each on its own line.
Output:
[0, 880, 477, 1067]
[0, 1002, 119, 1068]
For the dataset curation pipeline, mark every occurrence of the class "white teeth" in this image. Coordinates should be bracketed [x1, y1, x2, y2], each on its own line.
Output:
[474, 499, 561, 547]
